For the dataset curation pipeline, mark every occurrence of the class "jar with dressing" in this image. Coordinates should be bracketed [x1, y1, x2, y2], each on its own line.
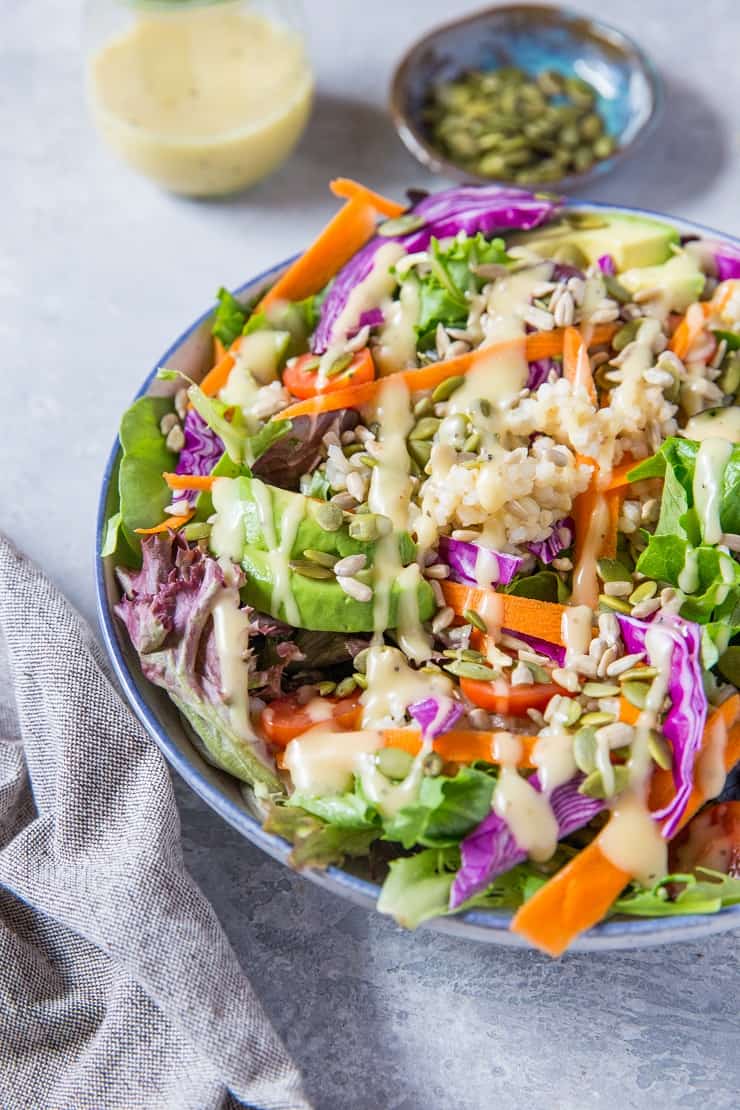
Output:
[83, 0, 313, 196]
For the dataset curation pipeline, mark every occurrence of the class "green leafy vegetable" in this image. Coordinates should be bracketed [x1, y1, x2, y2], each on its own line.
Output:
[115, 396, 177, 564]
[401, 233, 509, 347]
[263, 803, 379, 868]
[212, 287, 247, 348]
[614, 868, 740, 916]
[383, 766, 495, 850]
[187, 385, 249, 465]
[377, 847, 459, 927]
[503, 569, 569, 603]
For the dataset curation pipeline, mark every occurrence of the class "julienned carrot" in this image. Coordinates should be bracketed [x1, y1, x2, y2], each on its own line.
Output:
[214, 337, 227, 364]
[649, 694, 740, 815]
[275, 324, 618, 422]
[440, 581, 567, 648]
[381, 729, 538, 768]
[669, 302, 711, 360]
[258, 181, 402, 312]
[330, 178, 406, 218]
[604, 457, 637, 491]
[511, 699, 740, 956]
[712, 279, 739, 316]
[135, 511, 194, 535]
[163, 473, 216, 492]
[563, 326, 597, 404]
[200, 340, 240, 397]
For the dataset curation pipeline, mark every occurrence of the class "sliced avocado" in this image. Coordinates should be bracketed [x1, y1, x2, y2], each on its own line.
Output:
[239, 544, 435, 632]
[517, 212, 679, 271]
[682, 405, 740, 444]
[209, 475, 416, 563]
[619, 252, 706, 314]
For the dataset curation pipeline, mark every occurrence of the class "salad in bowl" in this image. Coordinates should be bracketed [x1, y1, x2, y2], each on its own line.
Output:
[103, 178, 740, 955]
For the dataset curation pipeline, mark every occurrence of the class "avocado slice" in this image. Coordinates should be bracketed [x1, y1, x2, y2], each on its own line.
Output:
[209, 475, 415, 563]
[239, 544, 435, 632]
[619, 252, 706, 314]
[517, 212, 680, 271]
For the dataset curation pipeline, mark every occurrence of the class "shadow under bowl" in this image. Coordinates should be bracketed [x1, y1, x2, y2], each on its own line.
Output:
[390, 3, 662, 192]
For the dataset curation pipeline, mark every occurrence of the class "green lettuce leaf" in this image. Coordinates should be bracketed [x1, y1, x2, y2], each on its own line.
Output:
[383, 766, 495, 850]
[614, 868, 740, 917]
[263, 803, 379, 868]
[503, 569, 569, 603]
[212, 287, 247, 347]
[115, 396, 177, 564]
[377, 847, 459, 928]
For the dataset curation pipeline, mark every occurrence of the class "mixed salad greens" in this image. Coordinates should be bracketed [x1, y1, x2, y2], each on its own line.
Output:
[106, 178, 740, 954]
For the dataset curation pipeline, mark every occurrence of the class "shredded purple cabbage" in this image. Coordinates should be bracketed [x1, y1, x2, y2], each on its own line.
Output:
[449, 773, 604, 909]
[348, 307, 385, 337]
[503, 631, 565, 667]
[597, 254, 616, 276]
[175, 409, 224, 478]
[527, 358, 560, 390]
[527, 517, 574, 564]
[697, 239, 740, 281]
[616, 612, 708, 838]
[408, 696, 464, 741]
[438, 536, 526, 588]
[313, 185, 562, 351]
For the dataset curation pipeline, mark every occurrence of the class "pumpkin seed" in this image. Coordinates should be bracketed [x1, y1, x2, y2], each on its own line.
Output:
[335, 676, 357, 698]
[578, 764, 630, 799]
[312, 501, 344, 532]
[326, 352, 354, 379]
[593, 135, 616, 159]
[414, 396, 434, 418]
[410, 416, 441, 441]
[622, 681, 649, 709]
[617, 666, 659, 683]
[597, 558, 632, 583]
[343, 442, 365, 457]
[477, 398, 492, 417]
[377, 213, 426, 237]
[290, 560, 335, 580]
[582, 682, 621, 698]
[463, 608, 488, 633]
[303, 549, 338, 568]
[579, 112, 604, 141]
[182, 522, 211, 541]
[598, 594, 632, 614]
[432, 375, 466, 403]
[353, 672, 368, 690]
[348, 514, 380, 542]
[603, 275, 632, 304]
[353, 647, 370, 674]
[573, 726, 598, 774]
[443, 659, 498, 681]
[565, 211, 608, 230]
[551, 243, 589, 267]
[717, 646, 740, 686]
[375, 746, 414, 781]
[317, 681, 337, 696]
[648, 729, 673, 770]
[408, 439, 433, 469]
[460, 648, 487, 662]
[579, 710, 616, 727]
[613, 319, 642, 351]
[422, 751, 445, 777]
[356, 453, 377, 468]
[629, 580, 657, 605]
[719, 351, 740, 395]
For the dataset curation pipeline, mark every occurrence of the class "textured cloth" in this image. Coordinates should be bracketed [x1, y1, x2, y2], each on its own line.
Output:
[0, 536, 311, 1110]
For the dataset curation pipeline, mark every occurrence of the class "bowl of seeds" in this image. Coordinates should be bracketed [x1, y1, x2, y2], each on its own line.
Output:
[390, 4, 661, 190]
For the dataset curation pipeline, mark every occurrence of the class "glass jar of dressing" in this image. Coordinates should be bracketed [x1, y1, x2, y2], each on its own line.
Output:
[83, 0, 313, 196]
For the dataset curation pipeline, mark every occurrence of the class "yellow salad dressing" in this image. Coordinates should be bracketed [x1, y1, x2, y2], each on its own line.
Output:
[88, 1, 313, 195]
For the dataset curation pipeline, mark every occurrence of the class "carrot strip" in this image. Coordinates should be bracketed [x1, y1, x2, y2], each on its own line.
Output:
[163, 473, 216, 492]
[440, 581, 567, 647]
[512, 696, 740, 956]
[135, 511, 194, 535]
[712, 279, 739, 316]
[669, 302, 711, 360]
[259, 188, 386, 311]
[200, 345, 239, 398]
[563, 326, 596, 404]
[214, 337, 227, 364]
[381, 729, 538, 767]
[649, 694, 740, 816]
[276, 324, 618, 422]
[604, 458, 637, 491]
[329, 178, 405, 218]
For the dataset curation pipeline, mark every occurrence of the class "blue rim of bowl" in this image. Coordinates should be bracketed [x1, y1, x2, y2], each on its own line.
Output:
[96, 202, 740, 950]
[389, 3, 664, 193]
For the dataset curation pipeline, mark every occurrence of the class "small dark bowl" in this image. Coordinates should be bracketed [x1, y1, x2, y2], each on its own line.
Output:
[390, 3, 662, 191]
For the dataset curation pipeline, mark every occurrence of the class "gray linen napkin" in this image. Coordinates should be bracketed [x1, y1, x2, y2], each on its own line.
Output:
[0, 536, 311, 1110]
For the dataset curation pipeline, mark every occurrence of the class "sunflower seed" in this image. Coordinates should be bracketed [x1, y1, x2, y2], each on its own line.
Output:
[511, 663, 535, 686]
[523, 305, 555, 332]
[605, 652, 646, 677]
[334, 553, 367, 577]
[552, 667, 580, 692]
[337, 576, 372, 602]
[553, 289, 575, 327]
[346, 471, 367, 502]
[431, 606, 455, 633]
[469, 707, 492, 730]
[603, 580, 632, 598]
[422, 751, 445, 777]
[160, 412, 179, 435]
[165, 424, 185, 452]
[631, 597, 661, 619]
[596, 721, 634, 749]
[425, 563, 450, 579]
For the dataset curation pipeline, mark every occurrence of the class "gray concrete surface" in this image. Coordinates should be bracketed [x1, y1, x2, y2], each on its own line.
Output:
[2, 1, 739, 1106]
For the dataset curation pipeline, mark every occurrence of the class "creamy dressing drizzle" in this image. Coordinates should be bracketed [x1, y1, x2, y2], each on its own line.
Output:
[474, 546, 500, 589]
[210, 587, 254, 742]
[696, 709, 728, 800]
[319, 242, 404, 382]
[251, 478, 303, 626]
[375, 280, 421, 375]
[683, 408, 740, 444]
[532, 728, 577, 793]
[599, 625, 672, 885]
[571, 491, 610, 609]
[677, 545, 699, 594]
[210, 477, 245, 561]
[283, 727, 383, 795]
[492, 732, 559, 862]
[360, 645, 453, 730]
[561, 604, 593, 665]
[692, 436, 732, 544]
